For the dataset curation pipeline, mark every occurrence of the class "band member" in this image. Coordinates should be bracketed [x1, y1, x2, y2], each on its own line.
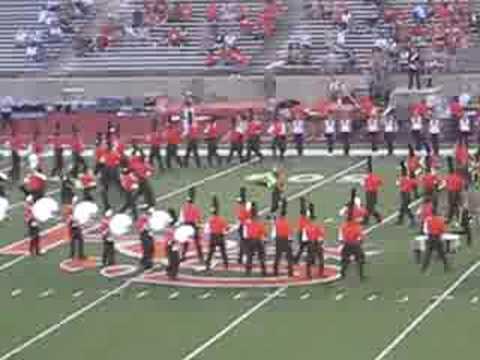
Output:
[339, 189, 367, 223]
[270, 167, 286, 217]
[183, 112, 202, 168]
[21, 167, 47, 201]
[454, 138, 470, 187]
[363, 156, 383, 224]
[146, 117, 164, 171]
[366, 108, 380, 152]
[457, 205, 473, 247]
[0, 172, 8, 198]
[428, 115, 441, 156]
[407, 45, 421, 90]
[166, 208, 180, 279]
[100, 141, 122, 210]
[94, 132, 107, 175]
[120, 167, 139, 219]
[417, 195, 433, 237]
[292, 113, 305, 156]
[60, 173, 75, 218]
[205, 196, 229, 271]
[269, 117, 287, 160]
[422, 203, 449, 273]
[25, 196, 41, 256]
[383, 107, 397, 155]
[7, 130, 24, 183]
[165, 117, 183, 169]
[204, 117, 222, 167]
[180, 187, 204, 262]
[339, 118, 352, 156]
[294, 197, 309, 263]
[407, 144, 421, 198]
[69, 218, 85, 260]
[235, 187, 250, 264]
[77, 164, 96, 202]
[100, 209, 115, 267]
[49, 123, 64, 177]
[137, 209, 154, 269]
[31, 129, 45, 170]
[245, 110, 264, 162]
[419, 157, 440, 200]
[444, 156, 464, 223]
[339, 206, 366, 280]
[397, 161, 417, 227]
[324, 111, 336, 155]
[226, 116, 245, 164]
[410, 111, 424, 151]
[70, 126, 87, 178]
[128, 154, 155, 210]
[305, 203, 326, 278]
[244, 202, 267, 276]
[458, 110, 471, 146]
[272, 199, 293, 277]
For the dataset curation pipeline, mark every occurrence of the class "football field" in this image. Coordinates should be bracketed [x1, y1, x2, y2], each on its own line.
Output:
[0, 153, 479, 360]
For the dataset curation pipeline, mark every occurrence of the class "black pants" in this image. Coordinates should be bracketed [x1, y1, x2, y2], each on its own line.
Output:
[384, 132, 395, 155]
[10, 150, 21, 183]
[246, 137, 263, 162]
[398, 192, 415, 225]
[167, 246, 180, 279]
[325, 133, 335, 154]
[294, 134, 304, 156]
[205, 233, 229, 270]
[227, 142, 244, 163]
[149, 145, 164, 170]
[83, 187, 95, 202]
[306, 241, 324, 278]
[270, 187, 283, 215]
[50, 149, 64, 177]
[166, 144, 183, 168]
[102, 238, 115, 266]
[184, 140, 201, 168]
[137, 180, 155, 209]
[364, 191, 382, 224]
[271, 136, 286, 160]
[70, 226, 85, 259]
[447, 191, 462, 223]
[100, 167, 121, 210]
[181, 223, 204, 262]
[430, 133, 439, 155]
[369, 131, 378, 152]
[273, 238, 293, 276]
[458, 131, 470, 147]
[206, 139, 222, 167]
[140, 231, 154, 269]
[340, 132, 350, 156]
[28, 222, 40, 256]
[245, 239, 267, 276]
[340, 243, 365, 279]
[421, 236, 449, 272]
[408, 69, 421, 90]
[411, 130, 423, 151]
[237, 224, 246, 264]
[120, 191, 138, 219]
[72, 152, 87, 177]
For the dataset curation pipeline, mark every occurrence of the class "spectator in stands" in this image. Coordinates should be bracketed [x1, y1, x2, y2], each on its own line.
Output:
[14, 29, 29, 47]
[412, 2, 428, 24]
[339, 9, 352, 30]
[73, 0, 94, 16]
[304, 0, 324, 20]
[168, 26, 188, 46]
[169, 2, 192, 22]
[73, 33, 95, 56]
[145, 0, 168, 26]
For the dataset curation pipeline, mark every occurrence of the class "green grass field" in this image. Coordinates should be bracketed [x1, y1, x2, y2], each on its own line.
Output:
[0, 154, 479, 360]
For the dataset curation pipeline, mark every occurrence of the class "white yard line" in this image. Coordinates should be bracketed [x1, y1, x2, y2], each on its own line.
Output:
[372, 261, 480, 360]
[0, 159, 367, 360]
[0, 256, 26, 272]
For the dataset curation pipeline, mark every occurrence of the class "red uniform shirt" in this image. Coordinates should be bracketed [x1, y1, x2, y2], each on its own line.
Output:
[297, 215, 310, 232]
[95, 145, 108, 163]
[105, 150, 121, 168]
[205, 122, 219, 139]
[407, 155, 421, 174]
[230, 129, 243, 143]
[32, 141, 44, 155]
[245, 219, 266, 240]
[181, 203, 202, 224]
[209, 215, 228, 235]
[418, 202, 433, 222]
[26, 172, 46, 192]
[274, 217, 291, 238]
[165, 126, 181, 145]
[246, 121, 262, 139]
[341, 221, 363, 244]
[147, 132, 162, 147]
[426, 215, 446, 236]
[305, 222, 326, 242]
[363, 173, 383, 193]
[9, 136, 26, 152]
[99, 216, 111, 237]
[235, 203, 250, 225]
[186, 122, 200, 140]
[80, 172, 96, 189]
[120, 172, 139, 192]
[420, 173, 440, 192]
[445, 173, 464, 192]
[129, 157, 153, 180]
[71, 137, 85, 153]
[399, 176, 417, 193]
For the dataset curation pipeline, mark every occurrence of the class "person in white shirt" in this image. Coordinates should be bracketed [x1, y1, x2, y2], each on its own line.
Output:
[292, 115, 305, 156]
[268, 117, 288, 160]
[383, 107, 397, 155]
[1, 96, 14, 130]
[458, 111, 472, 146]
[324, 112, 336, 154]
[428, 115, 441, 156]
[410, 112, 424, 151]
[366, 108, 380, 152]
[339, 117, 352, 156]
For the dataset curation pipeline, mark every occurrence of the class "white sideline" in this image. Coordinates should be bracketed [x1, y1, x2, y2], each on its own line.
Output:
[0, 159, 367, 360]
[372, 261, 480, 360]
[0, 160, 254, 273]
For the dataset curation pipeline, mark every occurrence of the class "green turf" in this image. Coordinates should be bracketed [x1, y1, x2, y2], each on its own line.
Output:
[0, 156, 479, 360]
